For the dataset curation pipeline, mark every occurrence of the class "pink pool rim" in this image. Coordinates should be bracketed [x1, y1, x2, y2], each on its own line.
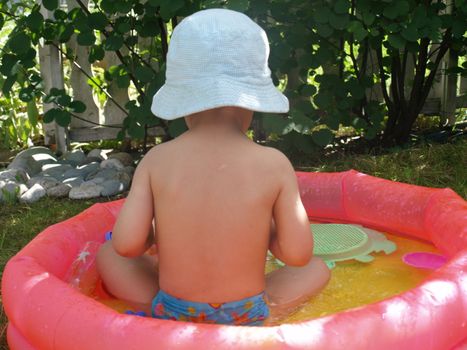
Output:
[2, 170, 466, 349]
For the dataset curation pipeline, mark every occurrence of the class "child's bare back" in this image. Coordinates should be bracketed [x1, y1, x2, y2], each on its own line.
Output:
[142, 108, 314, 303]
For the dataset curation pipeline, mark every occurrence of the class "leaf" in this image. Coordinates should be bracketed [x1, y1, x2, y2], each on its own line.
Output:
[26, 11, 44, 31]
[104, 34, 124, 51]
[1, 74, 17, 97]
[139, 18, 161, 37]
[262, 114, 293, 135]
[311, 129, 334, 147]
[227, 0, 249, 11]
[57, 94, 72, 107]
[401, 24, 418, 42]
[134, 66, 155, 83]
[77, 31, 96, 46]
[128, 124, 145, 139]
[27, 101, 39, 127]
[55, 110, 72, 127]
[19, 87, 34, 102]
[43, 108, 61, 123]
[115, 18, 131, 34]
[383, 5, 399, 20]
[291, 132, 315, 154]
[362, 11, 375, 26]
[88, 12, 108, 31]
[58, 23, 74, 43]
[395, 0, 410, 16]
[348, 21, 367, 41]
[54, 9, 68, 21]
[313, 7, 331, 24]
[329, 13, 349, 30]
[290, 109, 313, 133]
[1, 54, 18, 76]
[159, 0, 185, 21]
[168, 118, 188, 138]
[69, 100, 87, 113]
[9, 33, 31, 55]
[347, 79, 365, 99]
[88, 45, 105, 63]
[116, 75, 130, 88]
[387, 34, 406, 50]
[300, 84, 317, 96]
[315, 23, 333, 38]
[42, 0, 58, 11]
[333, 0, 350, 14]
[314, 91, 333, 109]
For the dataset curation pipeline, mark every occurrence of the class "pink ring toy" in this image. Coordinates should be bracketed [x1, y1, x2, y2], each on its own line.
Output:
[2, 170, 466, 349]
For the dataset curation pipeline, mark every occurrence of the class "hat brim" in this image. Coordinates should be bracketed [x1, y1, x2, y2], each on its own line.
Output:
[151, 78, 289, 120]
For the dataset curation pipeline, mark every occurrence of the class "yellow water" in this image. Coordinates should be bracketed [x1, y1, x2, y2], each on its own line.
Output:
[83, 231, 439, 324]
[265, 232, 438, 323]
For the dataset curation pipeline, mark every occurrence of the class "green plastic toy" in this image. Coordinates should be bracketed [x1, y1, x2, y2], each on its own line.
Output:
[271, 224, 396, 269]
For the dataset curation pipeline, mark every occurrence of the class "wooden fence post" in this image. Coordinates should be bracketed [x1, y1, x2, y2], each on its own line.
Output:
[39, 3, 68, 154]
[441, 50, 459, 125]
[66, 0, 101, 129]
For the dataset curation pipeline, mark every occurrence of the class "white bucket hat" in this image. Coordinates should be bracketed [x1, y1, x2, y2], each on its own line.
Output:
[151, 8, 289, 120]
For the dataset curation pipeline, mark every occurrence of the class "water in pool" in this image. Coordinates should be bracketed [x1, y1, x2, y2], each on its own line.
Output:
[69, 227, 439, 325]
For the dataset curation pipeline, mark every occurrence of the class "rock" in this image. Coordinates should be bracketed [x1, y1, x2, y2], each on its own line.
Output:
[100, 179, 129, 196]
[19, 183, 28, 195]
[88, 177, 105, 184]
[0, 180, 20, 202]
[69, 181, 103, 199]
[62, 149, 86, 166]
[0, 168, 29, 183]
[46, 184, 72, 198]
[89, 169, 131, 188]
[20, 183, 46, 203]
[86, 168, 117, 181]
[1, 181, 20, 197]
[27, 176, 61, 190]
[113, 171, 132, 187]
[40, 164, 73, 178]
[100, 158, 125, 170]
[109, 152, 133, 167]
[62, 162, 99, 180]
[87, 148, 109, 160]
[7, 146, 57, 176]
[63, 176, 84, 188]
[79, 162, 100, 177]
[122, 166, 135, 176]
[80, 156, 102, 165]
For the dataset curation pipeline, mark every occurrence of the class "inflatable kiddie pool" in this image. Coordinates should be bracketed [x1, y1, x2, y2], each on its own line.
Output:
[2, 170, 467, 349]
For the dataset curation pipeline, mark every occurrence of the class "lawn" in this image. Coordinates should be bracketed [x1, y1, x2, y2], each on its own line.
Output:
[0, 138, 465, 348]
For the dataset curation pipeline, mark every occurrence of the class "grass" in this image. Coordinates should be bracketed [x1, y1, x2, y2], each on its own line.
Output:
[0, 138, 465, 348]
[293, 138, 467, 198]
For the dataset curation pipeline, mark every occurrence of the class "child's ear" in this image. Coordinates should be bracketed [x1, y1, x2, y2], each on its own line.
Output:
[239, 111, 254, 133]
[184, 116, 194, 129]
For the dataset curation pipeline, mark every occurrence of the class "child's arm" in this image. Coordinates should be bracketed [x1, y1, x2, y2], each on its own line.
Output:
[112, 155, 155, 257]
[269, 157, 313, 266]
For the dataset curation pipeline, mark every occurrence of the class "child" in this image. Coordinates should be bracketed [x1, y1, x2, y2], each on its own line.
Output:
[97, 8, 330, 326]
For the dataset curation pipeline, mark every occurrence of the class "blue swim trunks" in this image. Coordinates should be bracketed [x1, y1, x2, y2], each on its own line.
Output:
[151, 290, 269, 326]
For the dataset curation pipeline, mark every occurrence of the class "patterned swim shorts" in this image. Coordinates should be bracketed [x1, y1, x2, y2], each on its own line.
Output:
[151, 289, 269, 326]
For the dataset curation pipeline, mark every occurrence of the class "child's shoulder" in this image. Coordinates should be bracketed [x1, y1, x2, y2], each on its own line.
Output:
[251, 144, 294, 172]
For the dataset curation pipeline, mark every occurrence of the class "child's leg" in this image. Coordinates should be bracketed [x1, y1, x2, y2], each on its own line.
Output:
[96, 241, 159, 314]
[265, 257, 330, 321]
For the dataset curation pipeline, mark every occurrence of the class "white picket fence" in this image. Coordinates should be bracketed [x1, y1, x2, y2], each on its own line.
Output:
[39, 2, 467, 153]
